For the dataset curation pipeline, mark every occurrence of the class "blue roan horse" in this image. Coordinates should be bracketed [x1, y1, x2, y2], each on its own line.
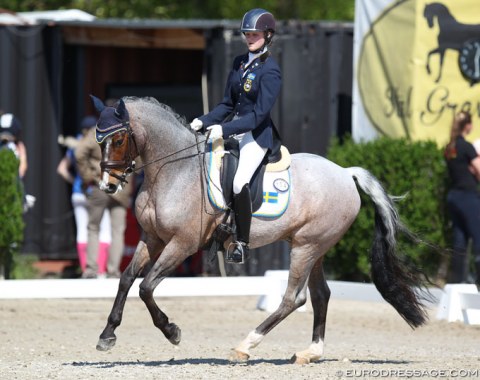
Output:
[92, 96, 431, 364]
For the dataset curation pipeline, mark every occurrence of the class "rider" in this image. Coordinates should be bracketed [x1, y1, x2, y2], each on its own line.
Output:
[190, 8, 282, 263]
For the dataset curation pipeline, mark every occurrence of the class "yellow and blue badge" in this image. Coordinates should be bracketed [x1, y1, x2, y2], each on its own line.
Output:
[243, 73, 256, 92]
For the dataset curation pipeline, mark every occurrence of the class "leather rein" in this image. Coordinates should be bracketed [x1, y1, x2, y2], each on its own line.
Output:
[99, 120, 207, 186]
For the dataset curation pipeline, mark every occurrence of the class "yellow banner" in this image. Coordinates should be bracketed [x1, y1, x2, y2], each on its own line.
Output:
[355, 0, 480, 146]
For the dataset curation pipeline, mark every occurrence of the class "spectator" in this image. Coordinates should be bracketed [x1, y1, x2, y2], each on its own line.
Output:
[0, 111, 27, 178]
[75, 115, 132, 279]
[57, 116, 112, 277]
[444, 111, 480, 285]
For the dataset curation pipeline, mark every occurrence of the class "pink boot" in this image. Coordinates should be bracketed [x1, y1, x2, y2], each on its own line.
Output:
[98, 242, 110, 275]
[77, 243, 87, 272]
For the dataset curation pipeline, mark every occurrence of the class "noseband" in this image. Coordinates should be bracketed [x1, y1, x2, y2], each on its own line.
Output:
[96, 120, 139, 185]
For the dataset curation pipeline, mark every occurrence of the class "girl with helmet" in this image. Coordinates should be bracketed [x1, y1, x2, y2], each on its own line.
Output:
[190, 8, 282, 263]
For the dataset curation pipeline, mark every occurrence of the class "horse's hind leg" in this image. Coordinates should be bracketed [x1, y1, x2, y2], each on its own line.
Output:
[97, 240, 150, 351]
[230, 246, 315, 362]
[291, 257, 330, 364]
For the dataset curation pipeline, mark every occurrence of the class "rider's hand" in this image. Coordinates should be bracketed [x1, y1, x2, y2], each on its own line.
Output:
[207, 124, 223, 140]
[190, 118, 203, 132]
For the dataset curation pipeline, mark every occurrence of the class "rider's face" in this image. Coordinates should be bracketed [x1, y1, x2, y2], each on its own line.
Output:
[244, 31, 265, 52]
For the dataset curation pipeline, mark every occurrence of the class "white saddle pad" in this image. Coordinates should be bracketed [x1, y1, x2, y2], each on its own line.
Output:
[206, 140, 291, 218]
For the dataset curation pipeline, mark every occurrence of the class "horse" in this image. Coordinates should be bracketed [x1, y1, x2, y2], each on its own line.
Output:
[424, 2, 480, 83]
[91, 95, 432, 364]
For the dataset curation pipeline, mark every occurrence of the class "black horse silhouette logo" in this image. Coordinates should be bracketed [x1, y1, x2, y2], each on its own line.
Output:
[424, 2, 480, 83]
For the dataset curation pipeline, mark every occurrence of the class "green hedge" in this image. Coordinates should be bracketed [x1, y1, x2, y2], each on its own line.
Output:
[0, 147, 25, 279]
[325, 136, 448, 281]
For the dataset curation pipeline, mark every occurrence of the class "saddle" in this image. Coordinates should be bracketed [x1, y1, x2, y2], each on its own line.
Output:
[220, 139, 268, 212]
[206, 137, 291, 256]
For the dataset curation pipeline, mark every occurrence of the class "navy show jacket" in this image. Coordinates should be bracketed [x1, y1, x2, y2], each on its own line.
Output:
[198, 51, 281, 150]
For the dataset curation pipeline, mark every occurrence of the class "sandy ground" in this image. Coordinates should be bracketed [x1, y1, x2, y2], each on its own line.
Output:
[0, 295, 479, 380]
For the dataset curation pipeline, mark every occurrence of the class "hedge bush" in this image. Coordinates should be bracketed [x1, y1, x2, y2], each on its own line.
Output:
[0, 147, 25, 279]
[325, 135, 448, 281]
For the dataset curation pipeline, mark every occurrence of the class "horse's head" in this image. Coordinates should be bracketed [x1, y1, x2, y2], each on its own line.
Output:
[424, 3, 435, 28]
[424, 3, 450, 29]
[91, 95, 137, 195]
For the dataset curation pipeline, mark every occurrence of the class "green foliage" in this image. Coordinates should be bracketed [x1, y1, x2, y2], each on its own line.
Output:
[0, 148, 24, 279]
[12, 254, 40, 279]
[325, 136, 449, 281]
[2, 0, 356, 21]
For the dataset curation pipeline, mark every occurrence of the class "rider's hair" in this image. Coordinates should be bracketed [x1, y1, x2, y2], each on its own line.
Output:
[444, 111, 472, 159]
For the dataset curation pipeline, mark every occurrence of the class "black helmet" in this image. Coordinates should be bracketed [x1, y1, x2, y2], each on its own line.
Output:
[240, 8, 276, 33]
[0, 113, 22, 141]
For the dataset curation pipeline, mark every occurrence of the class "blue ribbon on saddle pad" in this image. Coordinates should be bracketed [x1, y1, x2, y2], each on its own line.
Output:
[95, 122, 130, 144]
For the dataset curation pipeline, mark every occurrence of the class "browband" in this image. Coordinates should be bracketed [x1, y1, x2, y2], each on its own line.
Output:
[96, 121, 130, 144]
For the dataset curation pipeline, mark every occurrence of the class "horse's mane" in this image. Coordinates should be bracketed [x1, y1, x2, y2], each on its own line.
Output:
[122, 96, 188, 128]
[424, 2, 451, 17]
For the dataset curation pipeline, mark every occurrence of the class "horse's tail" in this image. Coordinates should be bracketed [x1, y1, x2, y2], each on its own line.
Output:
[347, 166, 431, 328]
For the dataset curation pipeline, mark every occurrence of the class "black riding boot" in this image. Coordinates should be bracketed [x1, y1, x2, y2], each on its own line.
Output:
[226, 184, 252, 264]
[449, 250, 468, 283]
[475, 257, 480, 287]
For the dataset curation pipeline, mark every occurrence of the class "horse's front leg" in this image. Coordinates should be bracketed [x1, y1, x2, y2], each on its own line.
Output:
[97, 240, 150, 351]
[138, 238, 192, 345]
[435, 50, 445, 83]
[426, 48, 440, 75]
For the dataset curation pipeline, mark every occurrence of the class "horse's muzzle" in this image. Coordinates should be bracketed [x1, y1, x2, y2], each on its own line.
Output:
[99, 180, 119, 194]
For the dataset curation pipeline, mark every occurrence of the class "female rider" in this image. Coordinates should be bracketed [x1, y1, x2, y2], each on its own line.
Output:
[190, 8, 282, 263]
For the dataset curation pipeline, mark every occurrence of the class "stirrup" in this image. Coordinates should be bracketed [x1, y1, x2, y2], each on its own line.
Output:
[226, 241, 249, 264]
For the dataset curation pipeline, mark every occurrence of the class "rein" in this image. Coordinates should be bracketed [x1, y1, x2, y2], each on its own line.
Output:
[133, 136, 206, 173]
[102, 121, 209, 187]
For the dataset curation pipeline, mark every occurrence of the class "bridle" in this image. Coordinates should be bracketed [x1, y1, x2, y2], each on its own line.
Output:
[97, 120, 139, 186]
[97, 117, 212, 189]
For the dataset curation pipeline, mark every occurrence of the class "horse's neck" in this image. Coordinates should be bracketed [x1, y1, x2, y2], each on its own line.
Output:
[140, 127, 205, 190]
[435, 6, 455, 25]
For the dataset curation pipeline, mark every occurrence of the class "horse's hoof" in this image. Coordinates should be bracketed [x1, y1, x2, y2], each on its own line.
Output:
[229, 349, 249, 363]
[167, 323, 181, 345]
[290, 353, 320, 364]
[290, 354, 309, 364]
[96, 337, 116, 351]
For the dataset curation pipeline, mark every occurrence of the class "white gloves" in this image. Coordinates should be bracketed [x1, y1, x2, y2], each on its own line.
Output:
[190, 118, 223, 140]
[190, 118, 203, 131]
[207, 124, 223, 140]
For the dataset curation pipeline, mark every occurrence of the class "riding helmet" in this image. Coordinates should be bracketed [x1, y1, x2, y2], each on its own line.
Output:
[240, 8, 276, 33]
[0, 113, 22, 142]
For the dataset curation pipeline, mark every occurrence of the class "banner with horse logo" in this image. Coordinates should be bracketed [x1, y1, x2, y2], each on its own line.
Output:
[352, 0, 480, 146]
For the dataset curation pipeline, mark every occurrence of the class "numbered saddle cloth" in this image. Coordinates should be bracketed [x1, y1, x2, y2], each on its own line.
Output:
[207, 139, 291, 218]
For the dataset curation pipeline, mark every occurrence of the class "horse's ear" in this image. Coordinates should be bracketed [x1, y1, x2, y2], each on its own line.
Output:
[90, 95, 106, 113]
[114, 98, 127, 120]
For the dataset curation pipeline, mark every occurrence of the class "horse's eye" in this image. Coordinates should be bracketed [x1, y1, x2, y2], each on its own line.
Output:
[115, 139, 124, 147]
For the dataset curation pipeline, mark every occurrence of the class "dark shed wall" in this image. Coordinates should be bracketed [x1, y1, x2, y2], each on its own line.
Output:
[0, 25, 76, 258]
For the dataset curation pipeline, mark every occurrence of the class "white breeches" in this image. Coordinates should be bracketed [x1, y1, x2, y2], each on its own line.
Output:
[71, 192, 111, 244]
[233, 131, 267, 195]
